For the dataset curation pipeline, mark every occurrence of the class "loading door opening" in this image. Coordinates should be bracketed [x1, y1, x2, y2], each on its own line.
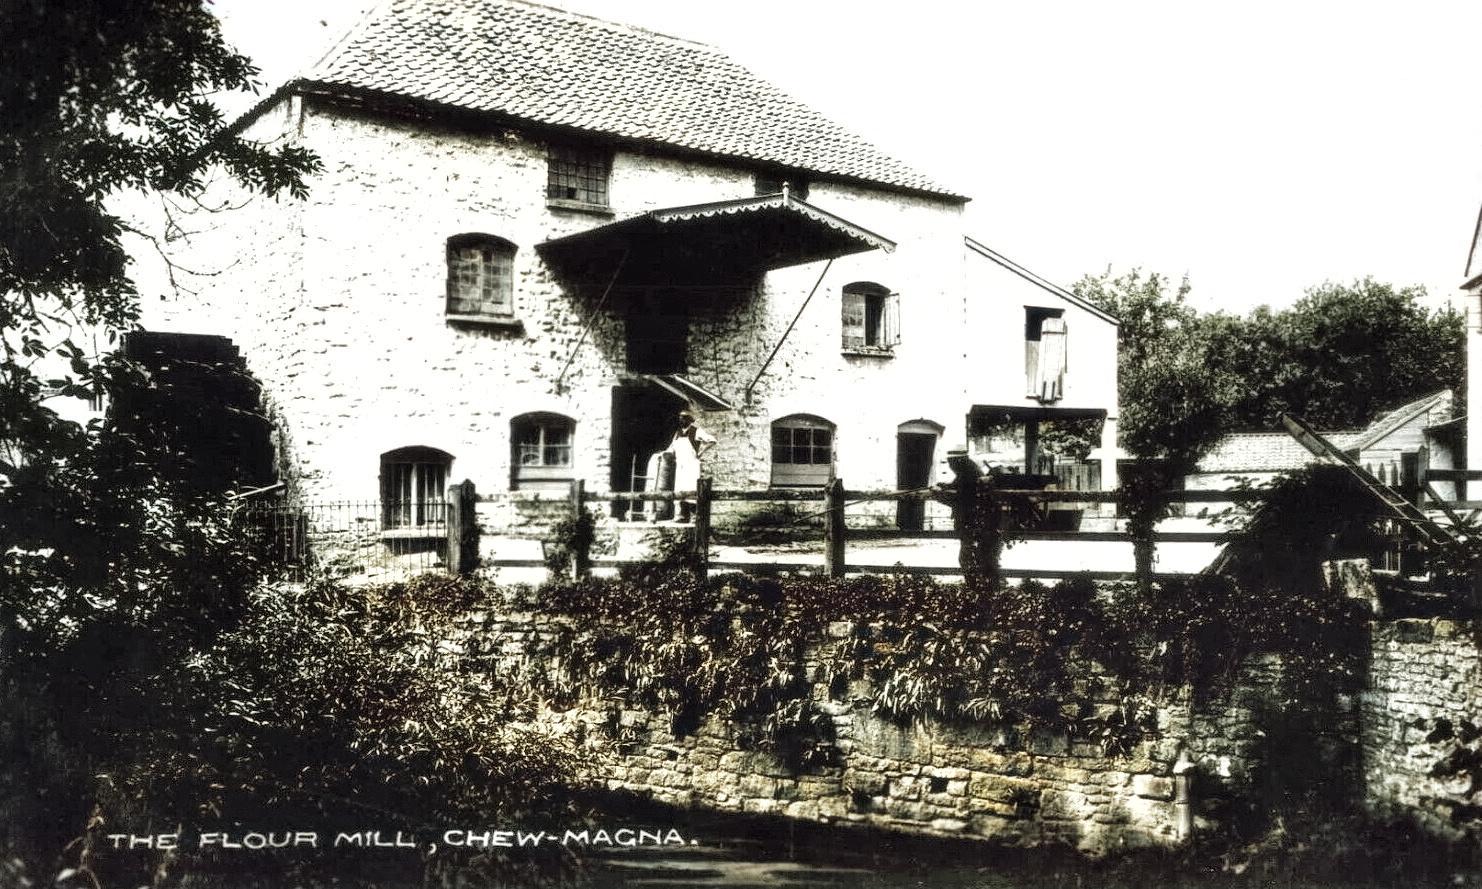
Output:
[611, 382, 687, 520]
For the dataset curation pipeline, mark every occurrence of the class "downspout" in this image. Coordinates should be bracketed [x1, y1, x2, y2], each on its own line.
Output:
[744, 257, 833, 406]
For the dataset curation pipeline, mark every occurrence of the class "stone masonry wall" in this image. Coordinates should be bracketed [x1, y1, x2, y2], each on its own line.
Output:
[461, 609, 1351, 856]
[1363, 618, 1482, 842]
[146, 97, 983, 510]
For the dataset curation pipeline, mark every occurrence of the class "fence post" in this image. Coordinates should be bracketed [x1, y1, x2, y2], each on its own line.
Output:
[568, 478, 591, 578]
[824, 477, 846, 578]
[979, 477, 1003, 590]
[694, 476, 712, 578]
[446, 480, 479, 576]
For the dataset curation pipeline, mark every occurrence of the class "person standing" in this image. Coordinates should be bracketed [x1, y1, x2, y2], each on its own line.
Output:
[670, 410, 715, 523]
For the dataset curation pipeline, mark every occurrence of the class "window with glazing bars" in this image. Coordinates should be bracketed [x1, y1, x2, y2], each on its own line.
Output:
[770, 415, 835, 487]
[511, 413, 576, 491]
[446, 234, 515, 318]
[516, 421, 572, 469]
[547, 146, 610, 207]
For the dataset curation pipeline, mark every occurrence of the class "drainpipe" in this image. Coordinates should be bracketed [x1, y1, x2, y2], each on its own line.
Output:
[1172, 750, 1195, 841]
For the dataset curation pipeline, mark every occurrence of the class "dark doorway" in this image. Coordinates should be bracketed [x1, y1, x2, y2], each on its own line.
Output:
[896, 423, 939, 530]
[611, 382, 687, 519]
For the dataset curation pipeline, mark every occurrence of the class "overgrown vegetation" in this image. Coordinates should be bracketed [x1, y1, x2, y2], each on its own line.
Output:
[528, 562, 1365, 772]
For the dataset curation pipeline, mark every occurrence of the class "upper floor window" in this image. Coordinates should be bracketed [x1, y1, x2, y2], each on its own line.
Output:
[1025, 307, 1067, 402]
[381, 446, 450, 529]
[755, 172, 809, 200]
[511, 412, 575, 491]
[771, 414, 835, 488]
[447, 234, 515, 321]
[842, 282, 900, 353]
[547, 145, 610, 210]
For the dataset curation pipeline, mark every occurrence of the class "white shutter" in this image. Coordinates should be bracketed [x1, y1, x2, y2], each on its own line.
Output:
[1035, 317, 1068, 402]
[841, 289, 866, 350]
[883, 292, 901, 347]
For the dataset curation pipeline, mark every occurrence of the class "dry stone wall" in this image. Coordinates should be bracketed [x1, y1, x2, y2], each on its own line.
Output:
[459, 610, 1351, 856]
[1363, 618, 1482, 842]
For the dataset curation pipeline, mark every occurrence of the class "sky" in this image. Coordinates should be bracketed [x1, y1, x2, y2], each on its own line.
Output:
[211, 0, 1482, 315]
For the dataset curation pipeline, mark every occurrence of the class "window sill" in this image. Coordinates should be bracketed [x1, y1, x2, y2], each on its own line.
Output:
[546, 198, 615, 217]
[381, 527, 446, 540]
[447, 314, 524, 332]
[842, 348, 896, 359]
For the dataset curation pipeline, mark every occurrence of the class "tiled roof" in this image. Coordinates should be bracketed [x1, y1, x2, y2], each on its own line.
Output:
[1196, 431, 1364, 474]
[296, 0, 963, 199]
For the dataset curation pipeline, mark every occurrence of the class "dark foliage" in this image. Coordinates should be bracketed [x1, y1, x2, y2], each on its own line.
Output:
[529, 555, 1364, 769]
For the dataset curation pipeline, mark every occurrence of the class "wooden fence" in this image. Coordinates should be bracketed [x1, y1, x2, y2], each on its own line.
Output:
[471, 477, 1254, 583]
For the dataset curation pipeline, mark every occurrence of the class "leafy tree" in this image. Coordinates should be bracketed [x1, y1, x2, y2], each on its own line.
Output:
[1216, 280, 1464, 430]
[1074, 270, 1233, 588]
[0, 0, 318, 865]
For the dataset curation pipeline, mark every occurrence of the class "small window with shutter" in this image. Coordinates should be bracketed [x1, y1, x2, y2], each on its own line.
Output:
[841, 282, 900, 354]
[1025, 306, 1068, 402]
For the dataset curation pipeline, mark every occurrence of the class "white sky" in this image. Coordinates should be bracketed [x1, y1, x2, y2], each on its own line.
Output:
[210, 0, 1482, 315]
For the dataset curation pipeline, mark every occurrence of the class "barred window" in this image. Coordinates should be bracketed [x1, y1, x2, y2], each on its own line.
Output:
[381, 446, 450, 529]
[511, 412, 576, 491]
[770, 414, 835, 488]
[547, 145, 610, 208]
[446, 234, 515, 319]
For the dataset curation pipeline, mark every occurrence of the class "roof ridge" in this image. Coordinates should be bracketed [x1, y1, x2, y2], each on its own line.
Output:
[279, 0, 966, 199]
[487, 0, 722, 54]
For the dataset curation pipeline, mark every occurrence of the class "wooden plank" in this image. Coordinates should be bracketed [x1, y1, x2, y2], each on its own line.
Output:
[1013, 531, 1226, 543]
[1424, 469, 1482, 482]
[842, 489, 940, 502]
[988, 489, 1261, 503]
[847, 529, 959, 541]
[583, 488, 826, 503]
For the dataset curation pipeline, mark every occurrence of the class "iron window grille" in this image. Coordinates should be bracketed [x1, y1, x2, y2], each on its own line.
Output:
[381, 447, 450, 528]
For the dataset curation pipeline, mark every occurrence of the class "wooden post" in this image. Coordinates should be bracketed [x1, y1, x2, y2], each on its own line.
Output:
[569, 477, 585, 518]
[824, 477, 846, 578]
[1024, 419, 1040, 473]
[445, 479, 479, 576]
[693, 476, 712, 578]
[569, 478, 590, 578]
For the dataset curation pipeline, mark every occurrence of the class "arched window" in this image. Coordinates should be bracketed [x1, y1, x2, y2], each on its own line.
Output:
[447, 234, 516, 320]
[511, 412, 575, 491]
[841, 281, 899, 352]
[771, 414, 835, 488]
[381, 446, 451, 528]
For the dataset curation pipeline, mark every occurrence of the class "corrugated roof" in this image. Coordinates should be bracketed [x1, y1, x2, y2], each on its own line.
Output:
[1196, 431, 1364, 473]
[288, 0, 963, 199]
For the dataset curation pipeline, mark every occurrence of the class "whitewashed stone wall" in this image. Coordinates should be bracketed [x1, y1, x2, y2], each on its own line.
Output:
[144, 96, 1116, 524]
